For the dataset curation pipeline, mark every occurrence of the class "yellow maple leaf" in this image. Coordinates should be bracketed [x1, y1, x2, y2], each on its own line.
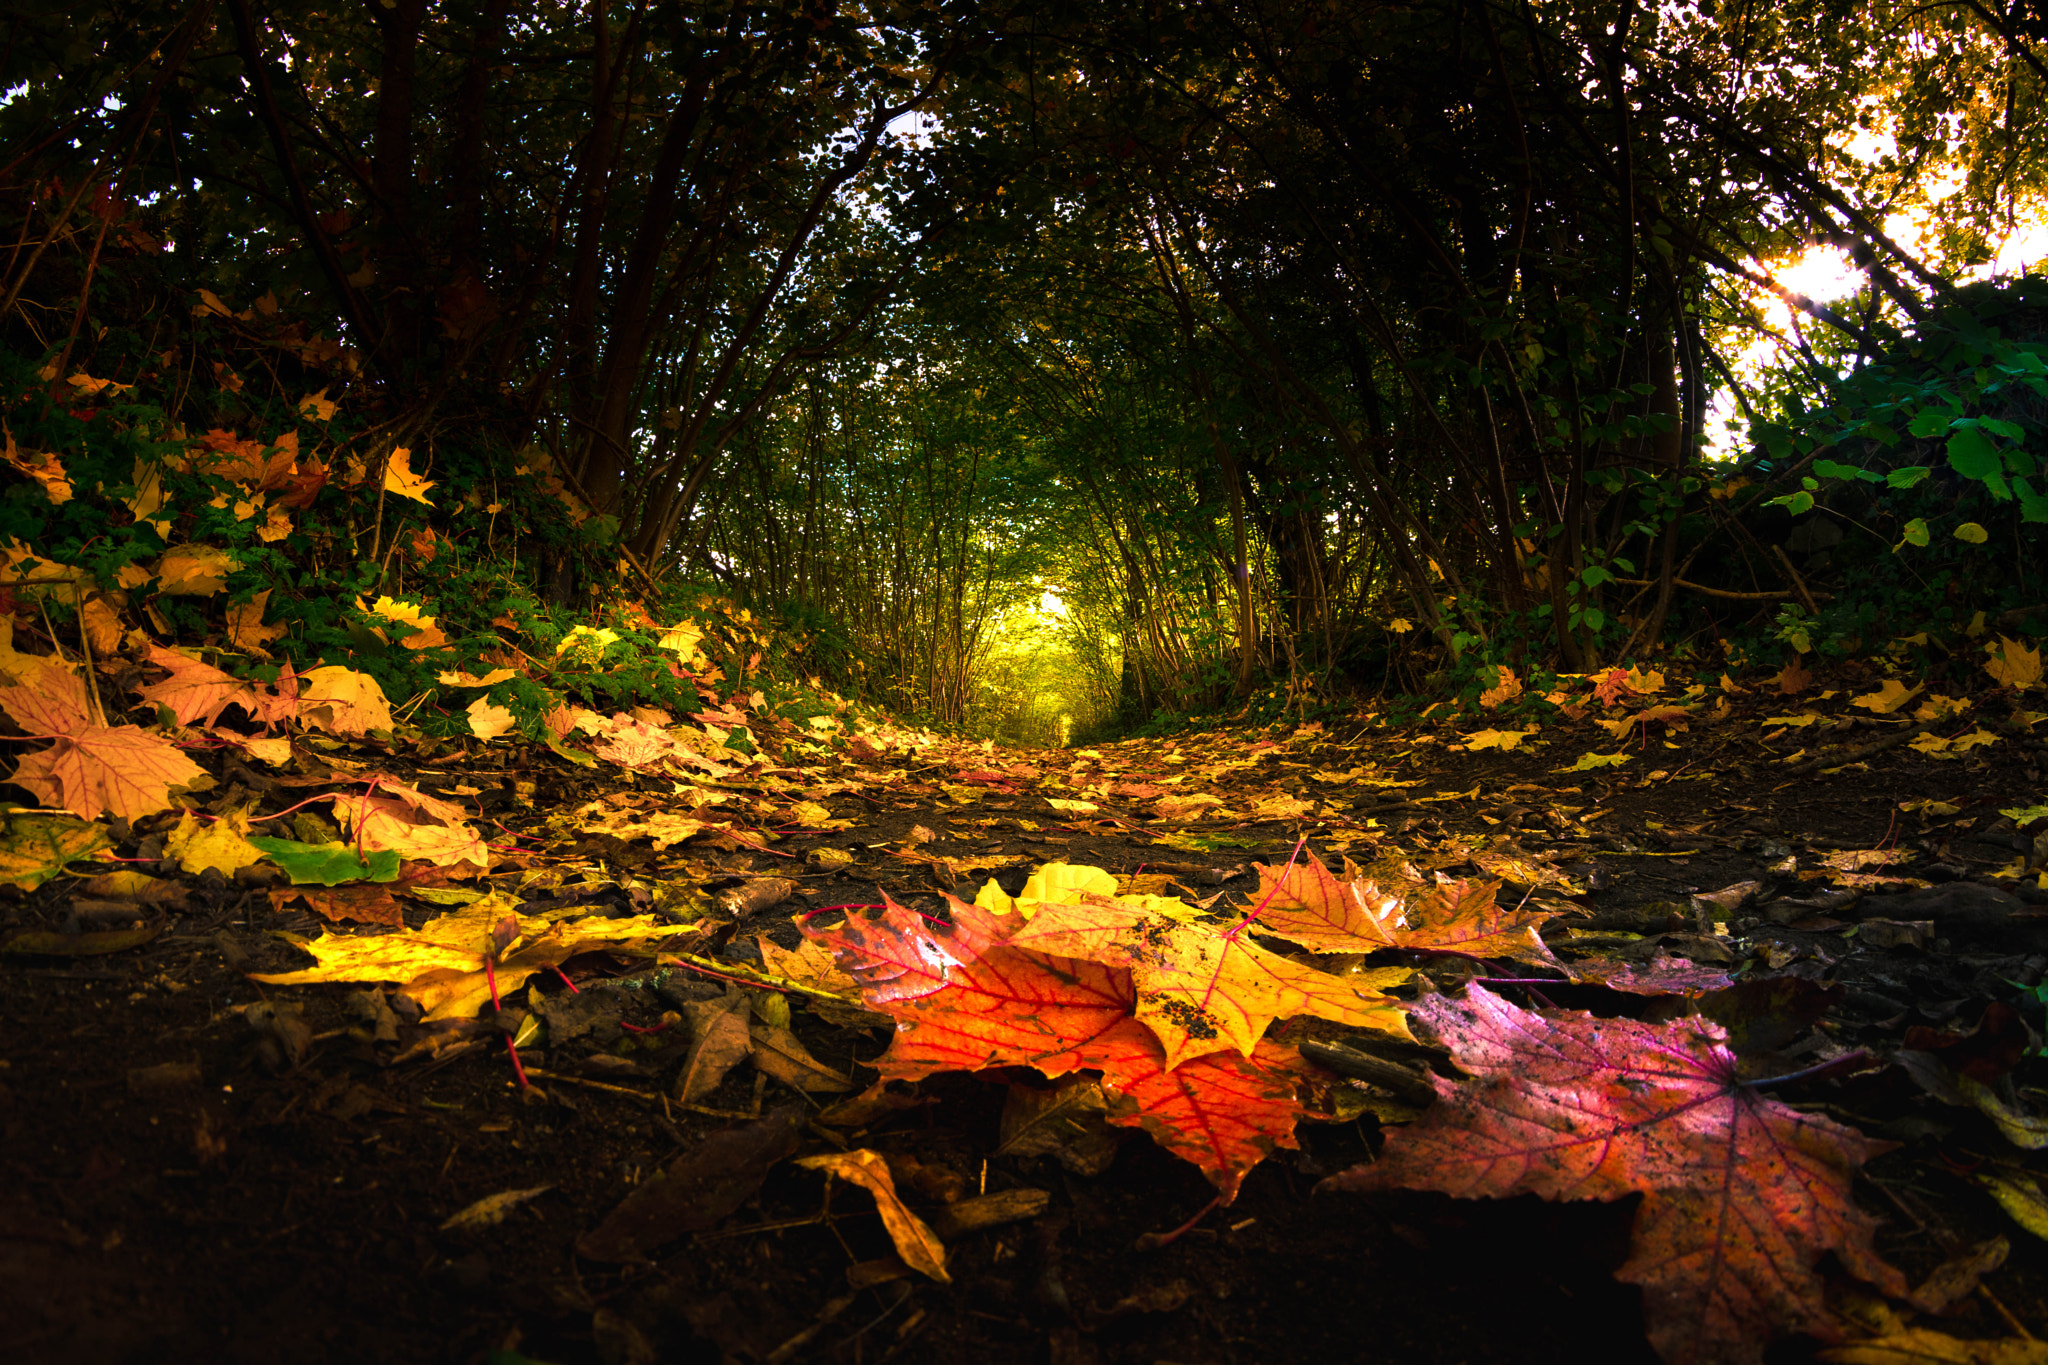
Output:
[165, 807, 265, 877]
[1625, 666, 1666, 695]
[226, 591, 287, 656]
[1464, 729, 1531, 751]
[249, 895, 695, 1019]
[299, 389, 337, 421]
[657, 619, 706, 665]
[1986, 636, 2043, 690]
[2, 428, 72, 504]
[299, 665, 394, 734]
[381, 446, 436, 504]
[465, 697, 516, 740]
[1850, 679, 1923, 714]
[153, 544, 238, 596]
[65, 371, 133, 397]
[438, 667, 517, 687]
[1253, 793, 1315, 818]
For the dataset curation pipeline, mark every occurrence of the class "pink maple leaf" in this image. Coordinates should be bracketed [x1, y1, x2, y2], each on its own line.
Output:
[1324, 985, 1905, 1365]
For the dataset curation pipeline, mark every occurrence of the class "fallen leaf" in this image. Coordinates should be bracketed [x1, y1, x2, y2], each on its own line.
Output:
[1325, 985, 1906, 1365]
[136, 645, 260, 727]
[749, 1023, 853, 1092]
[1556, 751, 1631, 773]
[165, 808, 266, 877]
[1478, 666, 1522, 710]
[577, 1108, 803, 1261]
[1819, 1327, 2048, 1364]
[299, 665, 394, 734]
[465, 697, 516, 740]
[1004, 895, 1412, 1068]
[795, 1149, 950, 1281]
[1851, 680, 1923, 715]
[1986, 636, 2043, 690]
[250, 895, 696, 1019]
[0, 811, 113, 890]
[152, 544, 238, 596]
[439, 1186, 553, 1231]
[806, 894, 1312, 1195]
[225, 591, 288, 654]
[246, 835, 401, 885]
[0, 670, 208, 821]
[677, 994, 754, 1102]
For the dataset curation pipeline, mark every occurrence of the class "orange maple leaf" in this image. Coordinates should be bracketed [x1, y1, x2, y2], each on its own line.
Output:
[135, 645, 260, 727]
[0, 670, 205, 820]
[1250, 858, 1565, 973]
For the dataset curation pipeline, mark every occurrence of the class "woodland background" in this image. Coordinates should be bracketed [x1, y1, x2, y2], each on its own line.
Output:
[6, 0, 2048, 740]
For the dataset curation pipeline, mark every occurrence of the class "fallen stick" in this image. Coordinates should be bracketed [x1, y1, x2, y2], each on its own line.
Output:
[1782, 723, 1934, 777]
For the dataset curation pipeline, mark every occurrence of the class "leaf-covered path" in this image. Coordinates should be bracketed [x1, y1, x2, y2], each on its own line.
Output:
[7, 662, 2048, 1365]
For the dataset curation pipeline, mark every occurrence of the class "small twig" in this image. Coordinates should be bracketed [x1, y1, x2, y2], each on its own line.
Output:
[521, 1068, 652, 1101]
[1783, 723, 1934, 777]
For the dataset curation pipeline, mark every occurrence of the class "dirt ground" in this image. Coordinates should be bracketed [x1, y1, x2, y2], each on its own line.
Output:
[5, 682, 2047, 1364]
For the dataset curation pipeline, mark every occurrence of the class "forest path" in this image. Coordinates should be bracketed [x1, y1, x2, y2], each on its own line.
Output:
[6, 671, 2047, 1364]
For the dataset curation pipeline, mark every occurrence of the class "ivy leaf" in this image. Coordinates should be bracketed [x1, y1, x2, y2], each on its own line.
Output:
[1325, 986, 1907, 1365]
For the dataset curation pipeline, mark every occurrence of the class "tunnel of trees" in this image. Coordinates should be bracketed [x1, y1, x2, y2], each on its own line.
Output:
[6, 0, 2048, 742]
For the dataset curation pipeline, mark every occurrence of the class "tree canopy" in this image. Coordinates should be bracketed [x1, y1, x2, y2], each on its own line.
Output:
[7, 0, 2048, 735]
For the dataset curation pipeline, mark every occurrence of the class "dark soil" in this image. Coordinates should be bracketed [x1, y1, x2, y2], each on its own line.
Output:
[6, 687, 2048, 1364]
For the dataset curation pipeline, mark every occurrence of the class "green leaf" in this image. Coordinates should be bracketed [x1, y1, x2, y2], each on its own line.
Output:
[1981, 416, 2026, 440]
[1582, 607, 1606, 631]
[246, 836, 403, 886]
[2020, 489, 2048, 525]
[1813, 458, 1876, 482]
[1579, 565, 1613, 587]
[1947, 424, 2011, 498]
[1898, 517, 1930, 549]
[1954, 522, 1990, 544]
[1766, 491, 1816, 515]
[1886, 466, 1932, 489]
[1908, 409, 1954, 439]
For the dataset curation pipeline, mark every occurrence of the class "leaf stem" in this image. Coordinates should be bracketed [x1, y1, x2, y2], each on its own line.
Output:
[1225, 834, 1307, 940]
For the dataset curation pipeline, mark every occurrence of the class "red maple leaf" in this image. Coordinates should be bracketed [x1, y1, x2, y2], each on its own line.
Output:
[1324, 985, 1906, 1365]
[804, 896, 1312, 1197]
[808, 896, 1135, 1081]
[1591, 667, 1638, 707]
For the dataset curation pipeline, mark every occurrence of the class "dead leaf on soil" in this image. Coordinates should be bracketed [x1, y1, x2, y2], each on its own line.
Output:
[795, 1149, 950, 1282]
